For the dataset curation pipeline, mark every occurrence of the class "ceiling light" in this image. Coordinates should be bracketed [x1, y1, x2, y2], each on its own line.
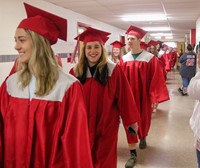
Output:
[121, 14, 167, 22]
[166, 36, 173, 39]
[143, 27, 171, 31]
[154, 36, 173, 40]
[150, 33, 172, 36]
[154, 36, 162, 39]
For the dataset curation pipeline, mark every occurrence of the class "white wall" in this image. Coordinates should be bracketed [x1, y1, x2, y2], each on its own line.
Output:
[0, 0, 125, 55]
[0, 0, 126, 85]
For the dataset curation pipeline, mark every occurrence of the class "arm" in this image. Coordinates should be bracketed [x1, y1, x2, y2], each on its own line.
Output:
[114, 65, 140, 132]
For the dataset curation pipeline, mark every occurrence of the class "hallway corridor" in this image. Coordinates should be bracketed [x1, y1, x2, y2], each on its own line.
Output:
[117, 70, 197, 168]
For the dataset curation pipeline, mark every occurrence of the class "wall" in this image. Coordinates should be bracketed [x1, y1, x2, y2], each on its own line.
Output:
[0, 0, 125, 55]
[0, 0, 126, 85]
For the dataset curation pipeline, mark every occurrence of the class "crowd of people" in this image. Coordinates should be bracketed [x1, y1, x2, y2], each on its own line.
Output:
[0, 2, 199, 168]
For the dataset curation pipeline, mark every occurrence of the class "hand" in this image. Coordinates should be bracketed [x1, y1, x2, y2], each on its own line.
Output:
[128, 122, 138, 136]
[152, 102, 158, 109]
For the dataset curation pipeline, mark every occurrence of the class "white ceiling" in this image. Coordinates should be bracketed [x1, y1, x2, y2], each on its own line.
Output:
[44, 0, 200, 42]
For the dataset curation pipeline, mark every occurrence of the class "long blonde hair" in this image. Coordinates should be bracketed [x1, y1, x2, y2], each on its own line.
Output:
[74, 43, 109, 85]
[17, 29, 59, 96]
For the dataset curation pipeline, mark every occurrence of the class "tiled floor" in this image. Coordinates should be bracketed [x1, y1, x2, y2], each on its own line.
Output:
[117, 70, 197, 168]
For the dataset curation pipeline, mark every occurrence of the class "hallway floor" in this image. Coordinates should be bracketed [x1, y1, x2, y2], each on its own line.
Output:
[117, 70, 197, 168]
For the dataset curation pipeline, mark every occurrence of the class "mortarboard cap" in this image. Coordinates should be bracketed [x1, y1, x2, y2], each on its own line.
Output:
[148, 40, 158, 47]
[102, 36, 110, 45]
[162, 43, 168, 48]
[74, 27, 110, 44]
[126, 25, 147, 39]
[17, 3, 67, 45]
[140, 41, 148, 50]
[110, 41, 126, 49]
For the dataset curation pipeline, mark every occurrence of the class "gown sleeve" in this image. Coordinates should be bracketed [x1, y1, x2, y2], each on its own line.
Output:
[0, 80, 10, 167]
[113, 65, 140, 127]
[61, 81, 93, 168]
[149, 57, 169, 103]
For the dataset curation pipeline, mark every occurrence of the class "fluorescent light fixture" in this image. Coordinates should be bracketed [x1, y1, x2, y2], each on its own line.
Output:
[150, 33, 172, 36]
[154, 36, 173, 39]
[166, 36, 173, 39]
[121, 14, 167, 22]
[143, 27, 170, 31]
[78, 27, 85, 34]
[154, 36, 162, 39]
[165, 42, 177, 47]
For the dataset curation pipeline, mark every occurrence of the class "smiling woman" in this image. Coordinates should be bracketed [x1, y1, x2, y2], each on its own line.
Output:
[0, 3, 93, 168]
[70, 27, 140, 168]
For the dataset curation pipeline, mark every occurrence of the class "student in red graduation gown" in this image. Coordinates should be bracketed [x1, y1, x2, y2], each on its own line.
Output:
[148, 40, 159, 56]
[0, 3, 93, 168]
[110, 40, 125, 63]
[70, 27, 140, 168]
[168, 47, 177, 70]
[157, 44, 169, 80]
[120, 25, 169, 168]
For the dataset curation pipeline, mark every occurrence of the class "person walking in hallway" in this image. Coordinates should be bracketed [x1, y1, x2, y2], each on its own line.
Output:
[0, 3, 93, 167]
[70, 27, 140, 168]
[120, 25, 169, 168]
[178, 44, 197, 96]
[110, 40, 126, 63]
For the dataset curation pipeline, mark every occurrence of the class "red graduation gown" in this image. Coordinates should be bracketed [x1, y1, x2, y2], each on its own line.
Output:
[120, 51, 169, 140]
[169, 51, 177, 67]
[0, 70, 93, 168]
[163, 51, 171, 71]
[70, 60, 140, 168]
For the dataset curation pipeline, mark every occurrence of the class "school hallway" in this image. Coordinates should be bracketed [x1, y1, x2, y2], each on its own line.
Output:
[117, 70, 197, 168]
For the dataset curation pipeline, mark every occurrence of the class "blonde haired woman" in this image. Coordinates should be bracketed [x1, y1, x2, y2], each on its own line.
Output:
[0, 3, 93, 167]
[70, 27, 140, 168]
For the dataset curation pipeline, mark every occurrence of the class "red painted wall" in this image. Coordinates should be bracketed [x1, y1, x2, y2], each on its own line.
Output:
[190, 29, 196, 45]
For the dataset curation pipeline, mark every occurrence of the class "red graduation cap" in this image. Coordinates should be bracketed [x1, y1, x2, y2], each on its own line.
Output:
[74, 27, 110, 44]
[126, 25, 147, 39]
[162, 43, 168, 48]
[140, 41, 148, 50]
[102, 36, 110, 45]
[110, 41, 125, 49]
[148, 40, 158, 47]
[17, 3, 67, 45]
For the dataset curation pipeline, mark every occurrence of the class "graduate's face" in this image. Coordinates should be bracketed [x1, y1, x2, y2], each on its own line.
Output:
[85, 41, 102, 67]
[127, 35, 140, 49]
[112, 47, 120, 57]
[150, 46, 155, 53]
[15, 28, 33, 64]
[156, 43, 160, 50]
